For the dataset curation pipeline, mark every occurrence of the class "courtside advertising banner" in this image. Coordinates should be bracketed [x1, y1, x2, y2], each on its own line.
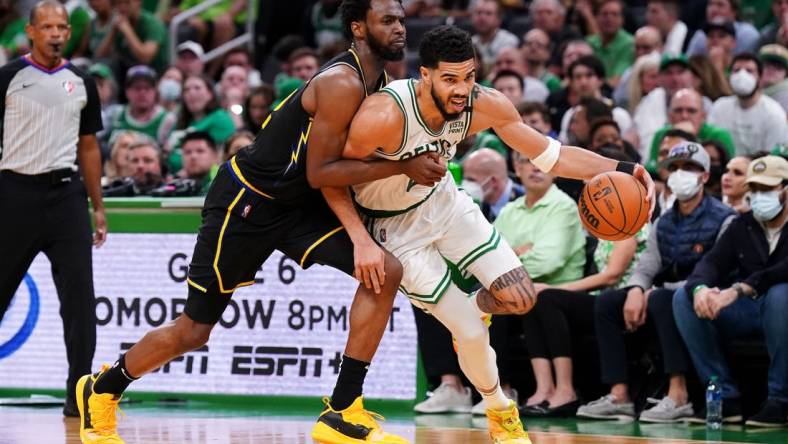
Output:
[0, 234, 418, 400]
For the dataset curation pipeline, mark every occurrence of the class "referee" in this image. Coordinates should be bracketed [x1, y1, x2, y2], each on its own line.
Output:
[0, 1, 106, 417]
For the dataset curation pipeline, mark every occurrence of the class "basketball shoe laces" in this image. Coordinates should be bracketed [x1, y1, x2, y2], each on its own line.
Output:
[89, 365, 125, 437]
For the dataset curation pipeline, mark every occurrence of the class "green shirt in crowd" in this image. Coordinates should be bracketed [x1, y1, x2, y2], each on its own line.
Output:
[494, 184, 586, 285]
[647, 123, 736, 173]
[593, 225, 649, 292]
[114, 11, 169, 72]
[587, 30, 634, 81]
[167, 108, 236, 173]
[0, 18, 27, 55]
[540, 71, 562, 94]
[64, 5, 90, 58]
[464, 130, 509, 160]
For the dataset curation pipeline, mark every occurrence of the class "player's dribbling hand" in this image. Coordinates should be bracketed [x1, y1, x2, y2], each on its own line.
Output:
[93, 209, 108, 247]
[633, 164, 655, 219]
[402, 152, 447, 187]
[353, 237, 386, 294]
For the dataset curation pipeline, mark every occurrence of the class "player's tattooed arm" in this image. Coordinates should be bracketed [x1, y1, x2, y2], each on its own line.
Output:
[475, 267, 536, 315]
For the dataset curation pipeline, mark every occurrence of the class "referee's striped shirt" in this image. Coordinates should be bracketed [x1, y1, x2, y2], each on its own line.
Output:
[0, 55, 102, 175]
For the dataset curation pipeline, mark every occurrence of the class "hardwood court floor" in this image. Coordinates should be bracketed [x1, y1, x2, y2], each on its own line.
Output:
[1, 405, 786, 444]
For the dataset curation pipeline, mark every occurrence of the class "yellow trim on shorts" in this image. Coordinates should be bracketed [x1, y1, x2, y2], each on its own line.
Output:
[213, 189, 255, 294]
[230, 156, 275, 199]
[186, 278, 208, 293]
[299, 226, 345, 268]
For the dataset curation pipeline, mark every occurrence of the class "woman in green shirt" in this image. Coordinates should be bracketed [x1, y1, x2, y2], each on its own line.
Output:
[167, 74, 235, 173]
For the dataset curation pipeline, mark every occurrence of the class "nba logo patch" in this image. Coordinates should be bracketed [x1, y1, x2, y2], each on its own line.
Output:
[241, 204, 251, 218]
[379, 228, 387, 243]
[62, 80, 74, 94]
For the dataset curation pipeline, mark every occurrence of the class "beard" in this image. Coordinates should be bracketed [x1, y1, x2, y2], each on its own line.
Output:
[430, 85, 465, 122]
[367, 32, 404, 62]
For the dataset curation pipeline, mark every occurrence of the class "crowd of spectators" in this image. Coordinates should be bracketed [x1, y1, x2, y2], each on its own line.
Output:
[2, 0, 787, 429]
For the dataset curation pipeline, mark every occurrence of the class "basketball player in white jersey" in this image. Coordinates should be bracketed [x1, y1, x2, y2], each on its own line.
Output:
[322, 25, 654, 444]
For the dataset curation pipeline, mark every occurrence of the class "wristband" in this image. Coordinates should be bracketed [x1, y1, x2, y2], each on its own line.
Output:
[616, 161, 636, 175]
[692, 284, 707, 297]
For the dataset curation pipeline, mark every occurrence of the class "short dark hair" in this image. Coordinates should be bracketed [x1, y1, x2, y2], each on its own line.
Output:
[340, 0, 403, 41]
[579, 96, 612, 122]
[589, 117, 620, 140]
[662, 128, 698, 143]
[288, 46, 319, 64]
[594, 0, 625, 14]
[516, 101, 550, 121]
[568, 55, 606, 79]
[492, 69, 524, 92]
[419, 25, 475, 69]
[182, 131, 217, 151]
[731, 52, 763, 77]
[648, 0, 680, 14]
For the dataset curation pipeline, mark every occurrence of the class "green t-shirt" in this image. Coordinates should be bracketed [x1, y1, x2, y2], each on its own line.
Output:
[647, 123, 736, 173]
[0, 18, 27, 54]
[180, 0, 255, 24]
[167, 108, 236, 173]
[540, 71, 562, 94]
[593, 225, 649, 291]
[464, 130, 509, 160]
[587, 30, 635, 80]
[64, 6, 90, 58]
[494, 185, 586, 285]
[114, 11, 168, 72]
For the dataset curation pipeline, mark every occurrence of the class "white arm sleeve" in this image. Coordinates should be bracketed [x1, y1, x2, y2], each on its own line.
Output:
[531, 137, 561, 173]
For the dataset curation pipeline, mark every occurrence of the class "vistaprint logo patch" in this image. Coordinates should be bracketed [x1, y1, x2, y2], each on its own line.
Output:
[0, 274, 40, 359]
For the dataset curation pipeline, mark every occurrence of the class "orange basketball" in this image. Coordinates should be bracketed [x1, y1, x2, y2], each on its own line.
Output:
[578, 171, 650, 241]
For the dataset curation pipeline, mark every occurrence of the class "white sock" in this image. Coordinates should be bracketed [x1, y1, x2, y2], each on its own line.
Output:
[479, 381, 510, 411]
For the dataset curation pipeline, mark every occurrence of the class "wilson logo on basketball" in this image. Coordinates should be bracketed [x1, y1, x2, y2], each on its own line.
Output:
[579, 197, 600, 229]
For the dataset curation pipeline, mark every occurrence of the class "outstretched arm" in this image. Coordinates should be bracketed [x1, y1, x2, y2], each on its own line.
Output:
[468, 85, 655, 213]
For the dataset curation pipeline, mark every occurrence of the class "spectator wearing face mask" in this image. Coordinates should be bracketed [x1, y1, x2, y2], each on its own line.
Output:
[462, 148, 523, 222]
[576, 142, 735, 423]
[674, 155, 788, 428]
[157, 66, 184, 113]
[709, 54, 788, 157]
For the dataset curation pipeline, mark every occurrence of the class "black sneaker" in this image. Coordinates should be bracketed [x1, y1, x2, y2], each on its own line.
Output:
[685, 398, 743, 424]
[63, 397, 79, 417]
[746, 400, 788, 428]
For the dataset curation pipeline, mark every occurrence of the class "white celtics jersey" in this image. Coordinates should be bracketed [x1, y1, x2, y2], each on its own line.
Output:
[352, 79, 473, 216]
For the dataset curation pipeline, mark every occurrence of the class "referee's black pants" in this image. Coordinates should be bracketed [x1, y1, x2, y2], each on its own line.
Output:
[0, 172, 96, 402]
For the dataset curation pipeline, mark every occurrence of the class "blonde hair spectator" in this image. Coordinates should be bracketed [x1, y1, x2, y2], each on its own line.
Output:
[628, 52, 661, 114]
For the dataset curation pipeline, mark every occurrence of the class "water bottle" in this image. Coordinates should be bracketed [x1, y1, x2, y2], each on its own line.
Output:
[706, 376, 723, 430]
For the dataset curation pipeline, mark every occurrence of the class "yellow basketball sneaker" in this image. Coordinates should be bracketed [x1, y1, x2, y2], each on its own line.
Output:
[486, 400, 532, 444]
[453, 313, 492, 352]
[311, 396, 410, 444]
[76, 365, 125, 444]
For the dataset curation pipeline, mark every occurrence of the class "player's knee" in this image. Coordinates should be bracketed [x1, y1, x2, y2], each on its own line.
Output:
[383, 252, 403, 288]
[455, 321, 488, 347]
[172, 315, 213, 352]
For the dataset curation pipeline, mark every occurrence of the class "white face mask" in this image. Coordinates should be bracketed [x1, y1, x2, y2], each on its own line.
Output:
[730, 69, 758, 97]
[158, 78, 182, 102]
[461, 178, 492, 202]
[667, 169, 703, 201]
[750, 190, 784, 221]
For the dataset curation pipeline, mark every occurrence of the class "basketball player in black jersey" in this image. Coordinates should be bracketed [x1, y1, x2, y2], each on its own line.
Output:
[76, 2, 443, 443]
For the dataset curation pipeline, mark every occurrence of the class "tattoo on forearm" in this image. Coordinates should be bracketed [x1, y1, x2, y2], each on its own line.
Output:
[476, 267, 536, 314]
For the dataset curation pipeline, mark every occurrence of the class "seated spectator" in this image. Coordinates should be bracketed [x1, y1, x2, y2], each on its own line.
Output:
[686, 0, 760, 57]
[721, 155, 751, 213]
[494, 151, 586, 286]
[521, 29, 561, 93]
[703, 139, 731, 198]
[105, 65, 177, 156]
[104, 131, 138, 183]
[289, 47, 320, 82]
[624, 53, 661, 115]
[647, 88, 735, 173]
[88, 63, 117, 155]
[759, 0, 788, 47]
[577, 142, 735, 423]
[157, 66, 184, 113]
[174, 40, 205, 77]
[94, 0, 168, 77]
[224, 129, 255, 161]
[709, 54, 788, 157]
[470, 0, 519, 72]
[559, 39, 595, 80]
[520, 148, 649, 418]
[517, 101, 556, 138]
[462, 148, 523, 222]
[760, 44, 788, 113]
[586, 0, 634, 86]
[654, 129, 698, 215]
[529, 0, 582, 63]
[128, 139, 165, 193]
[613, 27, 662, 111]
[491, 48, 549, 103]
[562, 92, 632, 151]
[632, 54, 698, 156]
[0, 0, 29, 58]
[84, 0, 113, 58]
[62, 0, 91, 58]
[219, 65, 250, 128]
[588, 118, 640, 162]
[492, 69, 525, 106]
[178, 131, 219, 194]
[548, 55, 618, 134]
[705, 20, 737, 82]
[243, 84, 274, 131]
[645, 0, 687, 56]
[222, 46, 263, 88]
[688, 54, 733, 102]
[167, 74, 236, 173]
[674, 155, 788, 428]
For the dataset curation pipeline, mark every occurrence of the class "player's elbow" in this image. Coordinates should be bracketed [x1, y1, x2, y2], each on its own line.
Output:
[306, 168, 327, 188]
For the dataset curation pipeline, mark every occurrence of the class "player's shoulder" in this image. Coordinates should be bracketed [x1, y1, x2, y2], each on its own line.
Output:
[471, 83, 509, 109]
[311, 63, 365, 96]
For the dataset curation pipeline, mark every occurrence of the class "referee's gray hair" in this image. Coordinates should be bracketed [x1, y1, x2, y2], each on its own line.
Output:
[529, 0, 566, 16]
[29, 0, 68, 24]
